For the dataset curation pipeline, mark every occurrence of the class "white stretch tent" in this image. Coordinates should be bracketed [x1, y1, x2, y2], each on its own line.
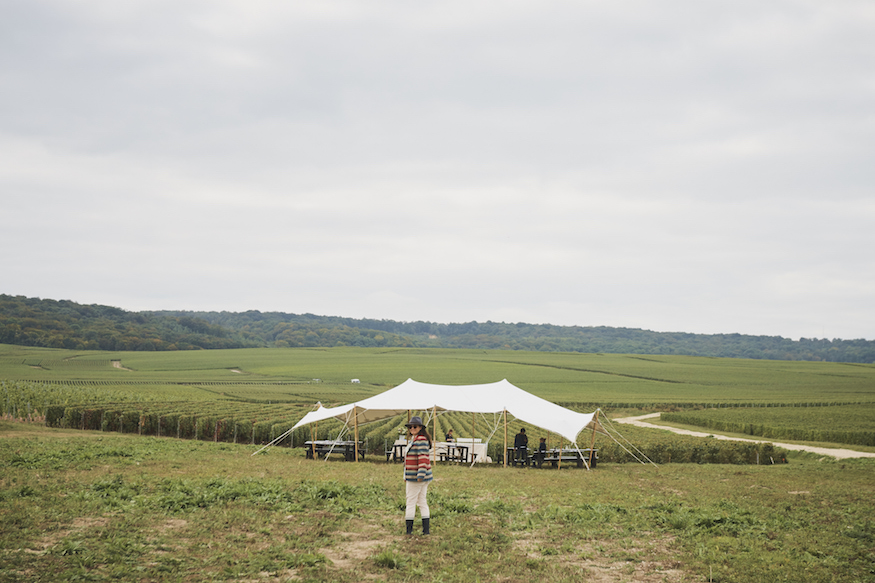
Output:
[290, 378, 596, 445]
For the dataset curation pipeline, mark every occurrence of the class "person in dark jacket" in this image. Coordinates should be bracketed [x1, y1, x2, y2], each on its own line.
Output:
[534, 437, 547, 468]
[513, 428, 528, 466]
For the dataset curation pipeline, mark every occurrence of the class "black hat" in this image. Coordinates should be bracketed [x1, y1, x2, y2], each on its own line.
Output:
[405, 416, 424, 427]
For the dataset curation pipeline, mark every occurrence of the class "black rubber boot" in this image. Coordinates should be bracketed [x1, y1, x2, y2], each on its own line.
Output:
[422, 518, 430, 535]
[406, 520, 414, 535]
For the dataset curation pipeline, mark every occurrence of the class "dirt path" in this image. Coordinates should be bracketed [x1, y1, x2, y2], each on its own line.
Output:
[613, 413, 875, 460]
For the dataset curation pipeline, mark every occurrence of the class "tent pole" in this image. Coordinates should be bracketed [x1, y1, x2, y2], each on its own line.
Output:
[549, 431, 553, 466]
[558, 436, 562, 470]
[468, 412, 477, 468]
[503, 409, 507, 468]
[432, 406, 437, 463]
[353, 406, 359, 462]
[472, 411, 476, 462]
[588, 410, 599, 467]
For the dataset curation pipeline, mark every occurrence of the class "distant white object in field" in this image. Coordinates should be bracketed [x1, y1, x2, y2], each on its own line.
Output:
[351, 379, 360, 383]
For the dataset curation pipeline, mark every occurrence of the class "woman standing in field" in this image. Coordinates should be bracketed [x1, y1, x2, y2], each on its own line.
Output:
[403, 416, 433, 535]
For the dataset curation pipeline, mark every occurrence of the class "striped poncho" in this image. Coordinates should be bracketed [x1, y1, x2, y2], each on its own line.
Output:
[404, 434, 433, 482]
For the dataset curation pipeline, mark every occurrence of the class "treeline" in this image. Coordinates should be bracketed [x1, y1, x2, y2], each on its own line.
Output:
[0, 295, 416, 351]
[0, 295, 259, 351]
[3, 294, 875, 362]
[160, 308, 875, 363]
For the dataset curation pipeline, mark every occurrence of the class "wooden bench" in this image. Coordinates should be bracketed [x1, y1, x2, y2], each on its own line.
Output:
[536, 448, 598, 469]
[506, 446, 532, 467]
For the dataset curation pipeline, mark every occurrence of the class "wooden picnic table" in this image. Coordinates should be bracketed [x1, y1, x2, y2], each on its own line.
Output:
[437, 442, 471, 463]
[538, 447, 598, 468]
[304, 440, 364, 461]
[507, 446, 598, 468]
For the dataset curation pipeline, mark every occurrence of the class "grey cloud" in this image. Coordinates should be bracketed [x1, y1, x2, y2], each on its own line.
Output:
[1, 1, 873, 339]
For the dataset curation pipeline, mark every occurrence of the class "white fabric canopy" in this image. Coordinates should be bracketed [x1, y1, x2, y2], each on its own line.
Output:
[292, 378, 596, 444]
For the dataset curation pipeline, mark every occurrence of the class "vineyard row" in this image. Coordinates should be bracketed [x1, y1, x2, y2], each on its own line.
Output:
[662, 411, 875, 447]
[40, 403, 790, 465]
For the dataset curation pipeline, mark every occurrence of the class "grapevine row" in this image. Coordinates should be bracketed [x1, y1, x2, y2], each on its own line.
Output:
[662, 411, 875, 447]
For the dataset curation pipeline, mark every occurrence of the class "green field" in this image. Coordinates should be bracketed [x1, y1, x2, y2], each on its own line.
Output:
[4, 344, 875, 407]
[3, 343, 875, 461]
[2, 344, 875, 581]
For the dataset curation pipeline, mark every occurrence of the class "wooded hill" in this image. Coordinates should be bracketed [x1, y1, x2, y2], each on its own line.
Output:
[2, 294, 874, 363]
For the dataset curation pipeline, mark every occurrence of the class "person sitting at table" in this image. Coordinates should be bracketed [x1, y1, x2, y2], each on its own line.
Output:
[534, 437, 547, 468]
[513, 428, 528, 466]
[444, 429, 454, 442]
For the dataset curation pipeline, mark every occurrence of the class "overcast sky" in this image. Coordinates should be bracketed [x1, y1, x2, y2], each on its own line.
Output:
[2, 1, 874, 340]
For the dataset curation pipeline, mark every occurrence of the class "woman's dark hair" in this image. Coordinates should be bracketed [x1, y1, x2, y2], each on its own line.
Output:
[408, 424, 432, 446]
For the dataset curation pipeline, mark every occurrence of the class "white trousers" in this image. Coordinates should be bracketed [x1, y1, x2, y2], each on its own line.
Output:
[405, 481, 430, 520]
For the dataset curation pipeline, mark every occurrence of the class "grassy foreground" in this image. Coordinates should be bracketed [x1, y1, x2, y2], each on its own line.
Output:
[2, 422, 874, 583]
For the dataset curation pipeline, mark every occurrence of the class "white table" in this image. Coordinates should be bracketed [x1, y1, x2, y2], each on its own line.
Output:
[436, 438, 489, 463]
[395, 438, 490, 463]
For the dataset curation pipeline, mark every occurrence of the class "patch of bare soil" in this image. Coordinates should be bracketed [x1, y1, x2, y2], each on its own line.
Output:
[243, 570, 300, 582]
[312, 513, 692, 582]
[514, 532, 689, 582]
[320, 521, 386, 573]
[156, 518, 189, 532]
[111, 360, 133, 371]
[26, 516, 111, 553]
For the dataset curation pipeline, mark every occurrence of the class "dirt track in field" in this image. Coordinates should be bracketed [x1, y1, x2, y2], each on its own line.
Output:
[614, 413, 875, 460]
